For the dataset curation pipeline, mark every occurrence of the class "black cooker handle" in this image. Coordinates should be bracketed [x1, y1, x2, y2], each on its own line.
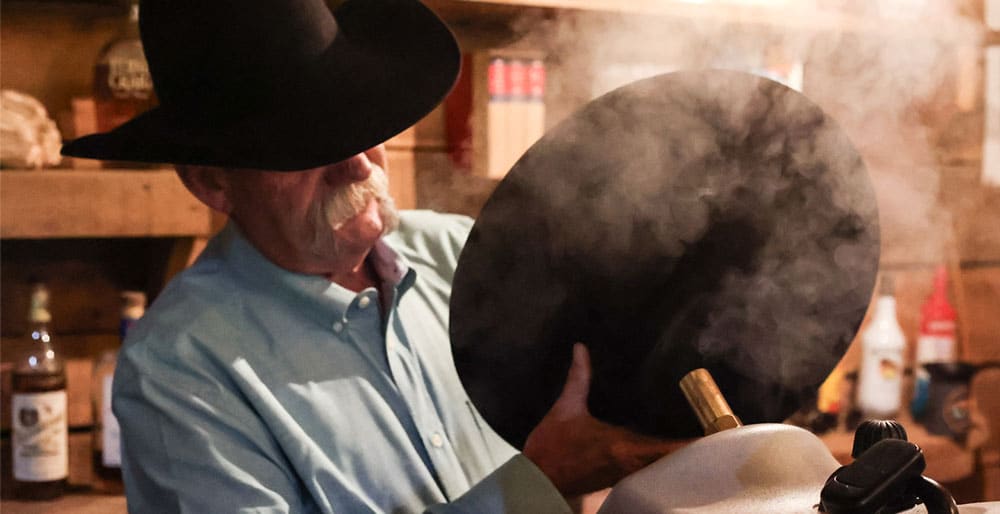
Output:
[820, 423, 959, 514]
[910, 475, 961, 514]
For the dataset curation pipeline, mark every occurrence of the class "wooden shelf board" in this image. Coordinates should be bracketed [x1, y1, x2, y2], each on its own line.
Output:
[426, 0, 979, 41]
[0, 169, 212, 239]
[0, 493, 127, 514]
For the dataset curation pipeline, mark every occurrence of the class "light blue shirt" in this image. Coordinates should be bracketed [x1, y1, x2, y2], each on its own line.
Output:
[113, 210, 569, 513]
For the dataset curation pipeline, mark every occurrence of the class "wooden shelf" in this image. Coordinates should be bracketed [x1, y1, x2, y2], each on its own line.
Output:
[0, 169, 212, 239]
[425, 0, 979, 41]
[1, 493, 126, 514]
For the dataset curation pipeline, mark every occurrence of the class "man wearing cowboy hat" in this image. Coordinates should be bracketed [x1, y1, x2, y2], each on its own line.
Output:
[63, 0, 680, 511]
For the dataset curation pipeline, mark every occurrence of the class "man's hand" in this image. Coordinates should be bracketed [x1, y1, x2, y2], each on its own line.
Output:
[522, 343, 692, 497]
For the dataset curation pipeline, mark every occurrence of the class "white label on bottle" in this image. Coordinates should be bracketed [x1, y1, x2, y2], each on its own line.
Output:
[858, 347, 903, 416]
[108, 54, 153, 99]
[916, 334, 956, 363]
[102, 374, 122, 467]
[12, 391, 68, 481]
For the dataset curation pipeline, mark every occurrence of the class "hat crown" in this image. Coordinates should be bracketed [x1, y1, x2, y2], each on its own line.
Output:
[139, 0, 338, 113]
[61, 0, 460, 171]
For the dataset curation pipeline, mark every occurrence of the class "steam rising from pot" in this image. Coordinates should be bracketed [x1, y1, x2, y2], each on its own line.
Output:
[449, 2, 983, 446]
[506, 0, 983, 262]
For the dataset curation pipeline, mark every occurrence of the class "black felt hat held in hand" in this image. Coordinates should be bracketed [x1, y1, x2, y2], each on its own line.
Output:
[62, 0, 459, 171]
[451, 70, 881, 449]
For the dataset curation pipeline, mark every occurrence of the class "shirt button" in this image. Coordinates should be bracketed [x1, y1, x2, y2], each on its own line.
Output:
[387, 339, 395, 352]
[333, 321, 344, 333]
[358, 296, 371, 309]
[430, 433, 445, 448]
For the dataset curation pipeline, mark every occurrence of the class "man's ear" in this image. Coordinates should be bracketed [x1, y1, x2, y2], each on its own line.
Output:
[175, 165, 233, 214]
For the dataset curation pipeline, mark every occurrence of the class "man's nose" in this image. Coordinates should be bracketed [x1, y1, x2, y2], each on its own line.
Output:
[325, 153, 372, 184]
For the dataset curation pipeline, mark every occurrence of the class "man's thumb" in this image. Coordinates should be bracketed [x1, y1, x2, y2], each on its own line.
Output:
[556, 343, 592, 410]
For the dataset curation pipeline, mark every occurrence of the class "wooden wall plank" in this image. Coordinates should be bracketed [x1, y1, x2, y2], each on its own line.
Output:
[387, 150, 418, 210]
[957, 187, 1000, 264]
[960, 267, 1000, 364]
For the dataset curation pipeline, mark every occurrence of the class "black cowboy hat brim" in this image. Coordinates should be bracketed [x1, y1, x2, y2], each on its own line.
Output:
[62, 0, 459, 171]
[450, 70, 880, 449]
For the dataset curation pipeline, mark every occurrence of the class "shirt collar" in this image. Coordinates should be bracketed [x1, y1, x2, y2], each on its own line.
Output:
[218, 222, 415, 328]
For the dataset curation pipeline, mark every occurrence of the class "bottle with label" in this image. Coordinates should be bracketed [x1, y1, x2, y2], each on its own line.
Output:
[11, 282, 68, 500]
[92, 290, 146, 491]
[93, 0, 156, 133]
[911, 265, 957, 419]
[856, 274, 906, 419]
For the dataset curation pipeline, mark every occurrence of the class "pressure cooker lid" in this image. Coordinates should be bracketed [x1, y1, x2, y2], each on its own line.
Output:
[450, 69, 880, 449]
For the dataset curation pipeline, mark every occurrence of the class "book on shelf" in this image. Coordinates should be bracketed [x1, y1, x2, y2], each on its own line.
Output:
[445, 50, 546, 180]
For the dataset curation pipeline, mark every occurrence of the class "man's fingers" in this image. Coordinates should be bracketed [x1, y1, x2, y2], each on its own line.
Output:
[615, 435, 695, 473]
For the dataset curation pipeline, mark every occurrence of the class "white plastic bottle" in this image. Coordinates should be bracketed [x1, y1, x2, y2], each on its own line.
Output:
[857, 274, 906, 419]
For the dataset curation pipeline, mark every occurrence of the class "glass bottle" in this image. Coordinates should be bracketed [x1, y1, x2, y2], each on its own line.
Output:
[92, 290, 146, 491]
[11, 282, 68, 500]
[94, 1, 156, 133]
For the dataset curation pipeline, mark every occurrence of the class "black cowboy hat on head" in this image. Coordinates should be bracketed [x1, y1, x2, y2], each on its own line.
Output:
[61, 0, 460, 171]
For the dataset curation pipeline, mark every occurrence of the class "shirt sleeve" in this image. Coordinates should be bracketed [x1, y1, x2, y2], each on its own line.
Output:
[114, 352, 310, 514]
[424, 455, 570, 514]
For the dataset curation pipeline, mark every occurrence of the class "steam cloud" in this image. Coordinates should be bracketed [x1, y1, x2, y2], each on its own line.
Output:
[450, 1, 984, 441]
[511, 0, 983, 263]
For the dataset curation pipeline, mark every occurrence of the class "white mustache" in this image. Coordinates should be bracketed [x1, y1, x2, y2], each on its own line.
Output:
[322, 164, 398, 232]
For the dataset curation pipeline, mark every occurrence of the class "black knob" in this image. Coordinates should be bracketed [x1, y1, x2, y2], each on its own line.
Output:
[852, 419, 908, 458]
